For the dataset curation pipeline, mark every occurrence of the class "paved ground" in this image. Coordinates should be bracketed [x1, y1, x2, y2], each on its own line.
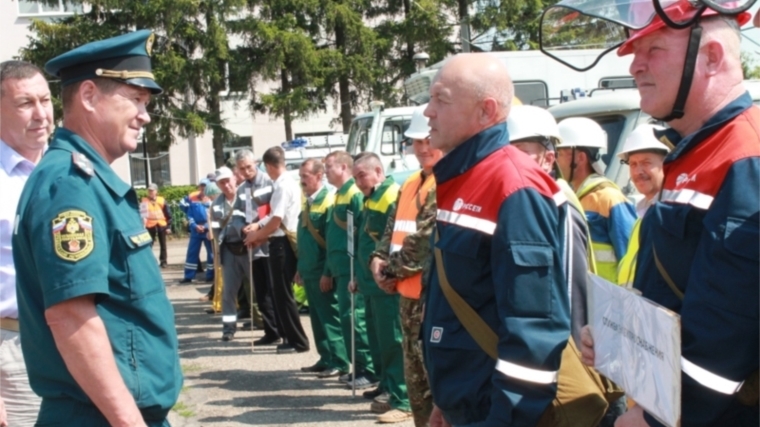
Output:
[158, 237, 413, 427]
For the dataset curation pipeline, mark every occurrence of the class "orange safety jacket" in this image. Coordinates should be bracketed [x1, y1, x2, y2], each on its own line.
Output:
[142, 196, 168, 228]
[391, 170, 436, 299]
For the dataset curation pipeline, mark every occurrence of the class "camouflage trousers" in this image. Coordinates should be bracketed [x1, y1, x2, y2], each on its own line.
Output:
[400, 296, 432, 427]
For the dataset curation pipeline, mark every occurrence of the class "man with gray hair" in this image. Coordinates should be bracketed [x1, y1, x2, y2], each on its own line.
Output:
[422, 53, 570, 426]
[0, 59, 52, 427]
[235, 149, 281, 344]
[209, 167, 252, 341]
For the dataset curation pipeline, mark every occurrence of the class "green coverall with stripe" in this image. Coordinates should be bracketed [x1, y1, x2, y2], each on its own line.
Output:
[356, 176, 410, 412]
[297, 187, 350, 372]
[324, 179, 375, 377]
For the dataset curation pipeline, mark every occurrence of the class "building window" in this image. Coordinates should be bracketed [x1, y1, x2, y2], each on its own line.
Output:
[130, 143, 172, 188]
[223, 136, 253, 165]
[18, 0, 83, 16]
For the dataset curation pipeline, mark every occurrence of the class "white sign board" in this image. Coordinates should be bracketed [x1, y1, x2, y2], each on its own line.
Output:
[346, 210, 354, 257]
[588, 274, 681, 427]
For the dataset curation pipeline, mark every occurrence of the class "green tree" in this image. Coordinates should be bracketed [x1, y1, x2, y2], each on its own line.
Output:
[231, 0, 330, 140]
[741, 52, 760, 80]
[319, 0, 379, 132]
[368, 0, 454, 105]
[20, 0, 244, 167]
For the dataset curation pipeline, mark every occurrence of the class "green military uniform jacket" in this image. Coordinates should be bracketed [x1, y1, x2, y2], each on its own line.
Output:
[371, 172, 437, 280]
[297, 186, 334, 280]
[325, 178, 363, 279]
[356, 176, 399, 296]
[12, 128, 183, 423]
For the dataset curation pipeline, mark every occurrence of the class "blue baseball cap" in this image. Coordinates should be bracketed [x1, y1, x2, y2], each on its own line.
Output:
[44, 29, 162, 95]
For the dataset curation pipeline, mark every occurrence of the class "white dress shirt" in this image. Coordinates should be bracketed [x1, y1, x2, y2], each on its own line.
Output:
[0, 140, 40, 319]
[261, 172, 302, 236]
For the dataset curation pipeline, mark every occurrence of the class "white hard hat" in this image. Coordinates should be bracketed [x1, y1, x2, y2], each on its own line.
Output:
[557, 117, 607, 152]
[617, 124, 670, 162]
[404, 105, 430, 139]
[507, 105, 561, 149]
[558, 117, 608, 175]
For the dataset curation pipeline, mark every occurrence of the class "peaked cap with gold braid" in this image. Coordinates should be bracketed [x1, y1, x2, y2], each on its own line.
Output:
[44, 29, 162, 94]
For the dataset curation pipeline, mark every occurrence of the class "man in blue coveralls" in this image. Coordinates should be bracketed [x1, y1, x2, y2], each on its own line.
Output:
[180, 179, 215, 283]
[12, 30, 183, 426]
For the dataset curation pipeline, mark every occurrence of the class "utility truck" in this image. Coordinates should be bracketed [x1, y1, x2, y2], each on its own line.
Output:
[548, 80, 760, 195]
[345, 49, 635, 180]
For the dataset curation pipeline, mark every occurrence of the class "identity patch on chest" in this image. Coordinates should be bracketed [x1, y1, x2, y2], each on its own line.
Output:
[430, 326, 443, 343]
[52, 210, 94, 262]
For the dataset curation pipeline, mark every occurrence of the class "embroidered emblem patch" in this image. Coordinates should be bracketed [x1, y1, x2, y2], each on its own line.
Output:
[430, 327, 443, 343]
[52, 210, 94, 262]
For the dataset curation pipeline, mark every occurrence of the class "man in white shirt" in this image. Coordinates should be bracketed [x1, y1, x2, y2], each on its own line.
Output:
[245, 146, 309, 354]
[0, 60, 53, 426]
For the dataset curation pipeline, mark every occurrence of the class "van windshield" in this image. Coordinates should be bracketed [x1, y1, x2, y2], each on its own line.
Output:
[347, 117, 373, 155]
[594, 114, 627, 167]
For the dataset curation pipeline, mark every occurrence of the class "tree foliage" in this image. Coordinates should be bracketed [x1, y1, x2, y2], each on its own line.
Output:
[21, 0, 565, 148]
[19, 0, 244, 167]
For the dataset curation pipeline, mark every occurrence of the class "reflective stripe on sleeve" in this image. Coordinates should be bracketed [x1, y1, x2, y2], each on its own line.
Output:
[393, 220, 417, 234]
[661, 189, 714, 210]
[211, 221, 220, 228]
[233, 210, 247, 218]
[681, 356, 743, 395]
[437, 210, 496, 235]
[496, 359, 558, 384]
[222, 315, 237, 323]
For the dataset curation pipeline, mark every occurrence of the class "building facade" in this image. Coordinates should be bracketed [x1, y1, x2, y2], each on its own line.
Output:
[2, 0, 344, 187]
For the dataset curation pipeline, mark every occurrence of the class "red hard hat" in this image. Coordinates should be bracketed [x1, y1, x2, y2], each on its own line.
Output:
[617, 1, 751, 56]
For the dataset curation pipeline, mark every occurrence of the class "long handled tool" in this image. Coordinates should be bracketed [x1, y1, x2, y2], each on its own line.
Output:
[249, 247, 256, 352]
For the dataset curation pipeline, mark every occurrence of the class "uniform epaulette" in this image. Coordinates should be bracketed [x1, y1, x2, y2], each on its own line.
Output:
[71, 152, 94, 176]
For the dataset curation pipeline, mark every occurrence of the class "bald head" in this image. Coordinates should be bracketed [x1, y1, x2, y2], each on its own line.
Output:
[424, 53, 514, 153]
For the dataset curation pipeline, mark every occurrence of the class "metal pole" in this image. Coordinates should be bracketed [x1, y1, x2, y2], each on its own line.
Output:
[249, 248, 255, 352]
[350, 262, 356, 397]
[142, 135, 150, 186]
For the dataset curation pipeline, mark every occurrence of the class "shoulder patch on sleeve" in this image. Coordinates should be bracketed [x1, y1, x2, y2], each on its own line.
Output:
[52, 210, 94, 262]
[72, 152, 94, 176]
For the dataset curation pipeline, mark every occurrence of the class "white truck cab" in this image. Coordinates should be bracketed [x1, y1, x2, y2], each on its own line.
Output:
[346, 103, 421, 179]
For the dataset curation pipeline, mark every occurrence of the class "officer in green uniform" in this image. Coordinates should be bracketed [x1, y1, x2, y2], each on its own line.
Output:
[351, 152, 410, 418]
[296, 159, 350, 377]
[323, 151, 377, 388]
[12, 30, 182, 426]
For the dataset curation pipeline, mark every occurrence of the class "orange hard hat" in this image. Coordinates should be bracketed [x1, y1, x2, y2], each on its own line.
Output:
[617, 1, 751, 56]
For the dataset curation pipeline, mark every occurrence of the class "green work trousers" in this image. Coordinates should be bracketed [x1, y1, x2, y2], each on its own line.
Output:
[364, 292, 410, 411]
[335, 275, 375, 376]
[302, 275, 350, 371]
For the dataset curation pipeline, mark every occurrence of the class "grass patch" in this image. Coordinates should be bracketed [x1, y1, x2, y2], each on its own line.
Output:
[172, 401, 196, 418]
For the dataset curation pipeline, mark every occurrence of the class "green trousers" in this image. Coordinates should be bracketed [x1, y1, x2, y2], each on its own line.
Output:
[335, 275, 375, 376]
[364, 292, 410, 411]
[301, 276, 350, 371]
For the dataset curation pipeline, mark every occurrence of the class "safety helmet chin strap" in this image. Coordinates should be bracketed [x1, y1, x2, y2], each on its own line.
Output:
[653, 21, 703, 122]
[568, 147, 577, 186]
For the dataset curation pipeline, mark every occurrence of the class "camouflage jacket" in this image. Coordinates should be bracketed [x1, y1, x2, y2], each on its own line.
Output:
[370, 173, 437, 280]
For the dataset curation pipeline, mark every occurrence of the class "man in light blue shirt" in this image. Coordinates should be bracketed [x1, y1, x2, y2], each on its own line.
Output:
[0, 60, 53, 426]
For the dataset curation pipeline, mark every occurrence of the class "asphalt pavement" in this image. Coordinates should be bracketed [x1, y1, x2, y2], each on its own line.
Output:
[157, 237, 414, 427]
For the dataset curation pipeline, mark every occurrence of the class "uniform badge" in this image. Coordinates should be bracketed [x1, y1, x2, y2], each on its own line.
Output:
[71, 152, 94, 176]
[52, 210, 94, 262]
[146, 33, 155, 56]
[430, 327, 443, 343]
